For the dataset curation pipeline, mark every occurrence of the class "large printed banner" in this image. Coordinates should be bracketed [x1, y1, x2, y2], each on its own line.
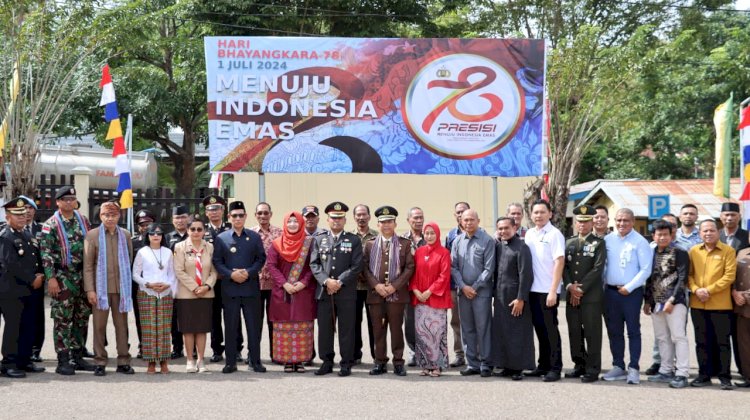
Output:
[204, 37, 546, 176]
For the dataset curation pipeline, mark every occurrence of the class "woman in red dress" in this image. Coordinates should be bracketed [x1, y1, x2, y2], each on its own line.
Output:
[410, 221, 452, 377]
[267, 211, 317, 372]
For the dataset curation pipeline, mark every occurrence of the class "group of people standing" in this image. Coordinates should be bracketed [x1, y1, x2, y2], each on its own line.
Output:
[1, 187, 750, 389]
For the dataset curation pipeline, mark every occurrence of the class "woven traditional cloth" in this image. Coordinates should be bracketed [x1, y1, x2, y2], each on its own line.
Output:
[137, 290, 173, 362]
[272, 321, 314, 363]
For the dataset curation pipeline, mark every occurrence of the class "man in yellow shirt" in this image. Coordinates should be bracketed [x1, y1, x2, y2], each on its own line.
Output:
[688, 219, 736, 390]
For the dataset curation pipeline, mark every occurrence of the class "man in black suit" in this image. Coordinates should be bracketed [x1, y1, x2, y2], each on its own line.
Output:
[212, 201, 266, 374]
[309, 201, 363, 377]
[718, 201, 747, 378]
[719, 202, 750, 252]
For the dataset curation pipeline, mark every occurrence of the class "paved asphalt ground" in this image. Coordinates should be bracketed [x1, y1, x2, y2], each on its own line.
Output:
[1, 298, 748, 419]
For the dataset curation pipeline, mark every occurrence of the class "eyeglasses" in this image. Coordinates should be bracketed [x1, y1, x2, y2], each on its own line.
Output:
[148, 232, 163, 236]
[189, 227, 204, 232]
[230, 213, 245, 218]
[255, 211, 270, 216]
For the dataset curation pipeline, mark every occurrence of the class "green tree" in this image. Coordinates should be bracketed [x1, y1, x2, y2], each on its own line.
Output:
[0, 1, 102, 197]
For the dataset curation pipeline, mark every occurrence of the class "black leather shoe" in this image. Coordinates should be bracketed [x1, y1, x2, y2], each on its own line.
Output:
[369, 364, 387, 375]
[407, 356, 417, 367]
[304, 360, 314, 367]
[720, 378, 735, 390]
[30, 352, 43, 363]
[210, 354, 224, 363]
[1, 367, 26, 378]
[480, 369, 492, 378]
[581, 373, 599, 383]
[236, 355, 245, 363]
[565, 367, 586, 378]
[543, 371, 561, 382]
[511, 372, 524, 381]
[394, 365, 407, 376]
[21, 363, 45, 373]
[493, 369, 513, 377]
[460, 368, 480, 376]
[734, 380, 750, 388]
[136, 350, 143, 359]
[170, 351, 184, 360]
[116, 365, 135, 374]
[526, 368, 548, 377]
[94, 366, 106, 376]
[314, 362, 333, 376]
[251, 362, 267, 373]
[222, 364, 237, 374]
[690, 375, 712, 387]
[644, 363, 661, 376]
[449, 357, 465, 368]
[338, 366, 352, 377]
[82, 348, 95, 358]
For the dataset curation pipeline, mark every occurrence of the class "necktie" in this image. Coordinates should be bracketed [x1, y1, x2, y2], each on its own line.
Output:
[194, 247, 203, 286]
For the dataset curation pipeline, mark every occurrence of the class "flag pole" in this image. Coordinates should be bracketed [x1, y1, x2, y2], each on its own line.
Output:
[126, 114, 134, 233]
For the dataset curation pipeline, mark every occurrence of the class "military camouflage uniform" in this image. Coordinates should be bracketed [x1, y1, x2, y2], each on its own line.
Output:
[40, 212, 91, 354]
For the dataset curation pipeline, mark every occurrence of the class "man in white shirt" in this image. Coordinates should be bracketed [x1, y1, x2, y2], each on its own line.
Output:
[524, 199, 566, 382]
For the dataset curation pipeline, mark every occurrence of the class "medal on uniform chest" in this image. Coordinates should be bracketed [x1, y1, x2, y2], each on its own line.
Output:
[321, 254, 328, 261]
[230, 246, 237, 253]
[18, 248, 24, 256]
[245, 237, 249, 241]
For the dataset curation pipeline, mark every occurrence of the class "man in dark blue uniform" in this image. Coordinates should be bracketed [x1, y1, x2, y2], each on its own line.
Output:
[165, 205, 189, 359]
[310, 202, 363, 377]
[19, 195, 46, 363]
[212, 201, 266, 374]
[202, 194, 238, 363]
[0, 198, 45, 377]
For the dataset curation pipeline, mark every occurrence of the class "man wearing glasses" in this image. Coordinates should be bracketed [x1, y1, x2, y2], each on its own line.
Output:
[40, 186, 96, 375]
[202, 194, 235, 363]
[212, 201, 267, 374]
[165, 205, 190, 359]
[250, 202, 282, 361]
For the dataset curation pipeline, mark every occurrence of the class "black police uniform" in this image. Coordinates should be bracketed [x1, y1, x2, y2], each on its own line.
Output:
[0, 221, 42, 376]
[309, 202, 363, 375]
[166, 206, 189, 357]
[24, 220, 46, 361]
[204, 220, 240, 360]
[212, 223, 266, 371]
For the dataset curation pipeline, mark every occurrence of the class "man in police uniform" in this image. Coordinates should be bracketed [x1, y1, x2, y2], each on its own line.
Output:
[563, 204, 606, 383]
[365, 206, 415, 376]
[130, 209, 156, 358]
[310, 202, 363, 376]
[40, 186, 96, 375]
[165, 205, 189, 358]
[202, 194, 235, 363]
[0, 198, 45, 377]
[19, 195, 45, 363]
[212, 201, 267, 374]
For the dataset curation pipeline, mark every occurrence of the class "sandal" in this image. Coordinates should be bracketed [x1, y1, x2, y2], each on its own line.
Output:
[284, 364, 294, 373]
[294, 364, 306, 373]
[160, 360, 169, 374]
[146, 362, 156, 374]
[429, 370, 441, 377]
[420, 369, 429, 376]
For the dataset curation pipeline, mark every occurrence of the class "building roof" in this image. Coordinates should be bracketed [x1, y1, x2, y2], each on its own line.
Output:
[574, 178, 741, 219]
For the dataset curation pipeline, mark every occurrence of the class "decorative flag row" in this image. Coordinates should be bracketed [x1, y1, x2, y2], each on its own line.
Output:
[99, 64, 132, 209]
[738, 105, 750, 207]
[713, 94, 733, 198]
[0, 60, 21, 154]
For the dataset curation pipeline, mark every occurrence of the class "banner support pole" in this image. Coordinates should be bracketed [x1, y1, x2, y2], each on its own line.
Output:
[259, 172, 265, 202]
[492, 176, 499, 226]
